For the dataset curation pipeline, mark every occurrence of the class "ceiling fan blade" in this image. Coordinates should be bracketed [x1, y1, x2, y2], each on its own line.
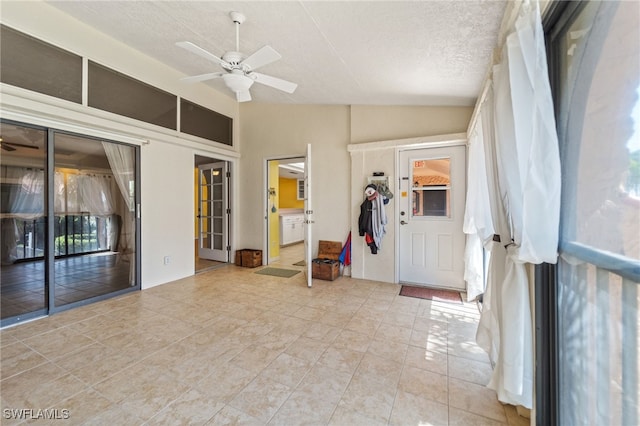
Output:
[0, 141, 39, 150]
[176, 41, 229, 67]
[180, 72, 224, 83]
[241, 45, 281, 71]
[252, 72, 297, 94]
[236, 90, 252, 103]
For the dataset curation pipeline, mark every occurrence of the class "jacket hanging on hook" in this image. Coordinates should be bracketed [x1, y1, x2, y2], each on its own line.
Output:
[358, 184, 388, 254]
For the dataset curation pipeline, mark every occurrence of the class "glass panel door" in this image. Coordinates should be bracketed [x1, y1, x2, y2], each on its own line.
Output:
[0, 122, 47, 323]
[198, 162, 228, 262]
[52, 132, 137, 308]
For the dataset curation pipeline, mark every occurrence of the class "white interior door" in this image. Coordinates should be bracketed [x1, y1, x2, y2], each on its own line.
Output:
[304, 144, 313, 288]
[399, 145, 466, 290]
[198, 161, 229, 262]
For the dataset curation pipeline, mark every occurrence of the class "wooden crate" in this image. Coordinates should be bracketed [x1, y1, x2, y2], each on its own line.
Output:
[312, 240, 342, 281]
[318, 240, 342, 260]
[312, 258, 340, 281]
[235, 249, 262, 268]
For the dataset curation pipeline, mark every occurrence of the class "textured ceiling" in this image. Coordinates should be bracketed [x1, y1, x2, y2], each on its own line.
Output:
[45, 1, 507, 106]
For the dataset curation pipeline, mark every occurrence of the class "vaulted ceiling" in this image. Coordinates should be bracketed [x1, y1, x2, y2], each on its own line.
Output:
[46, 1, 507, 106]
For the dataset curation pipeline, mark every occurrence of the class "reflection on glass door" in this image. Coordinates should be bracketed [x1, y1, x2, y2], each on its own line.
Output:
[53, 132, 137, 308]
[0, 122, 47, 322]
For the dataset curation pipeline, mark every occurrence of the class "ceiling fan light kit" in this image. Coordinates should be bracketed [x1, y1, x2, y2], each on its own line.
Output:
[177, 11, 297, 102]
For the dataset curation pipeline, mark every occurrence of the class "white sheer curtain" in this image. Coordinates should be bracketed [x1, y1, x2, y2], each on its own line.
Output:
[1, 167, 45, 264]
[466, 1, 561, 409]
[78, 175, 116, 216]
[102, 142, 136, 285]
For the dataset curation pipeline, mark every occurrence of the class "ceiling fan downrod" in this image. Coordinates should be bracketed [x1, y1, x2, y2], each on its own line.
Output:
[229, 11, 245, 53]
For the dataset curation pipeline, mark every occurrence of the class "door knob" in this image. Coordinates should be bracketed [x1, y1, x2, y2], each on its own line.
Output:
[400, 220, 408, 225]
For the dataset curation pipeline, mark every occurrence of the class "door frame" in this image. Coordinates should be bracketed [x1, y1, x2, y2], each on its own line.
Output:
[394, 139, 468, 285]
[263, 153, 308, 266]
[193, 153, 237, 270]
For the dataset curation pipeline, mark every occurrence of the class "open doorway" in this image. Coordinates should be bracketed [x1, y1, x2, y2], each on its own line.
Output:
[266, 157, 306, 267]
[194, 154, 231, 273]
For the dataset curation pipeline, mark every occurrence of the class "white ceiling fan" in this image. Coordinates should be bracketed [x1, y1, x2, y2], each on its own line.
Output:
[176, 11, 297, 102]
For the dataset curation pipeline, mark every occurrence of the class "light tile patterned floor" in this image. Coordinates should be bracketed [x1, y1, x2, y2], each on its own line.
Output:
[0, 258, 530, 425]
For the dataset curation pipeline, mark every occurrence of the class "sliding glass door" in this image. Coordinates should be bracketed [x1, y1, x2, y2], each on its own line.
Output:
[544, 2, 639, 424]
[52, 132, 138, 308]
[0, 120, 140, 326]
[0, 123, 47, 322]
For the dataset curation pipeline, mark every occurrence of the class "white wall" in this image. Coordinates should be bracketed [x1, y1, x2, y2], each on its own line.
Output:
[0, 1, 240, 289]
[238, 104, 351, 255]
[348, 105, 472, 284]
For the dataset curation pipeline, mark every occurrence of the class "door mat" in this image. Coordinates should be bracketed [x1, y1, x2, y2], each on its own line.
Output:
[399, 285, 463, 304]
[293, 260, 306, 266]
[255, 267, 300, 278]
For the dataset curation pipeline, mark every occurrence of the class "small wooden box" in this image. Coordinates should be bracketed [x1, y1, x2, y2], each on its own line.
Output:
[235, 249, 262, 268]
[312, 258, 340, 281]
[312, 240, 342, 281]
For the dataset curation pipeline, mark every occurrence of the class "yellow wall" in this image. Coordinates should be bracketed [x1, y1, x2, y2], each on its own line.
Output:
[279, 177, 304, 209]
[268, 161, 280, 259]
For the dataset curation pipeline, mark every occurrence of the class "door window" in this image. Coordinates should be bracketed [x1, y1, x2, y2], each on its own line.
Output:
[411, 158, 451, 218]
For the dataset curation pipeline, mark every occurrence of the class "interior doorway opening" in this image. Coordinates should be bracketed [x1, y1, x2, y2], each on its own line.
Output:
[265, 157, 306, 267]
[194, 154, 231, 274]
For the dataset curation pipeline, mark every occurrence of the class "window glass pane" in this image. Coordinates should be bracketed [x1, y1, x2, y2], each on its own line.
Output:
[559, 3, 639, 260]
[180, 99, 232, 146]
[0, 122, 47, 321]
[411, 158, 451, 217]
[554, 2, 639, 425]
[0, 25, 82, 103]
[53, 133, 138, 306]
[88, 61, 177, 130]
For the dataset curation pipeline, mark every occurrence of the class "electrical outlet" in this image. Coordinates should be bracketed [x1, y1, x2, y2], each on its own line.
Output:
[163, 256, 170, 265]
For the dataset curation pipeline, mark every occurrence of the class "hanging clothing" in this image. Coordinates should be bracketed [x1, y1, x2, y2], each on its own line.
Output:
[358, 184, 388, 254]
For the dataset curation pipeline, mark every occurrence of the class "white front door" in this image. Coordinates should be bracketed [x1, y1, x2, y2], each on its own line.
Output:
[398, 145, 466, 290]
[198, 161, 229, 262]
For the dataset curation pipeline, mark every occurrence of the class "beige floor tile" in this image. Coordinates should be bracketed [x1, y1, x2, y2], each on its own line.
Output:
[195, 370, 255, 406]
[449, 407, 509, 425]
[405, 345, 448, 376]
[0, 362, 66, 405]
[317, 346, 364, 375]
[331, 329, 371, 353]
[503, 403, 531, 426]
[284, 336, 330, 363]
[259, 352, 313, 388]
[449, 377, 508, 423]
[329, 405, 387, 426]
[353, 352, 403, 388]
[22, 326, 95, 359]
[366, 337, 409, 364]
[390, 389, 449, 426]
[296, 364, 352, 404]
[205, 405, 264, 426]
[375, 322, 412, 344]
[337, 373, 395, 424]
[0, 341, 48, 380]
[228, 375, 292, 422]
[398, 365, 449, 405]
[0, 265, 509, 426]
[148, 388, 225, 425]
[448, 354, 493, 386]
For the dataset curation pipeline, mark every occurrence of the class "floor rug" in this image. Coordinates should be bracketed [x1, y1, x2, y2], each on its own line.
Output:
[293, 260, 306, 266]
[255, 267, 300, 278]
[399, 285, 463, 304]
